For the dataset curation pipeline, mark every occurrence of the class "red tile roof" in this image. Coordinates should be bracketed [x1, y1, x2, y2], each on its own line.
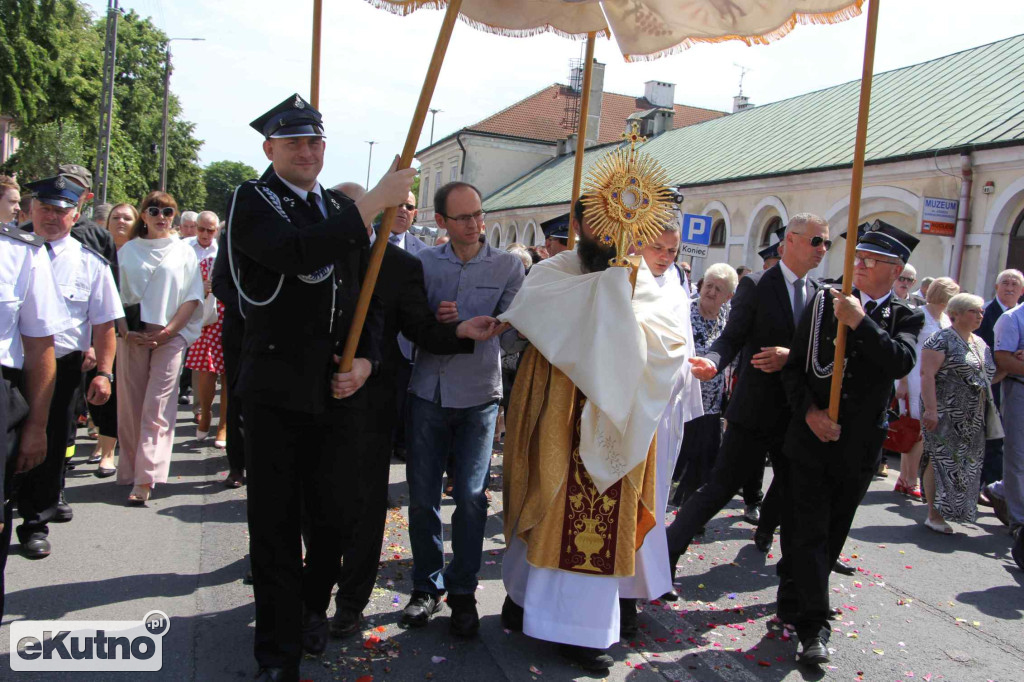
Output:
[465, 84, 726, 145]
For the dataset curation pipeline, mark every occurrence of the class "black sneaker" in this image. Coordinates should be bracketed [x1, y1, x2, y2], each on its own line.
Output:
[500, 595, 524, 631]
[447, 593, 479, 638]
[619, 598, 638, 639]
[558, 643, 613, 671]
[329, 608, 362, 638]
[401, 591, 442, 627]
[54, 491, 73, 523]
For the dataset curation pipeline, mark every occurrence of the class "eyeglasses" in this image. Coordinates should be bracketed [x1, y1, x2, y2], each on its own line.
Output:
[897, 275, 916, 284]
[399, 203, 416, 211]
[854, 255, 902, 269]
[196, 226, 217, 233]
[145, 206, 175, 218]
[441, 210, 485, 226]
[790, 232, 833, 250]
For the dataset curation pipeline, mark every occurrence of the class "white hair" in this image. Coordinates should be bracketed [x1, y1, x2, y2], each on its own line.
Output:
[197, 210, 219, 224]
[901, 263, 917, 279]
[786, 212, 828, 233]
[997, 269, 1024, 287]
[180, 211, 198, 223]
[704, 262, 739, 294]
[506, 242, 532, 270]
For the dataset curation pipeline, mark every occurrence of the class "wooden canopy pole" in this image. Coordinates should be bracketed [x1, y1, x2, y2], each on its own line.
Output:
[566, 32, 596, 250]
[828, 0, 881, 421]
[310, 0, 323, 107]
[338, 0, 464, 374]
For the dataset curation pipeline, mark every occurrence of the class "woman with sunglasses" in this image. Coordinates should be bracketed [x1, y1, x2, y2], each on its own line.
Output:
[114, 192, 204, 504]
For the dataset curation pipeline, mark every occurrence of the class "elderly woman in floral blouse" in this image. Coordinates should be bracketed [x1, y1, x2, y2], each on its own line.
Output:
[671, 263, 738, 506]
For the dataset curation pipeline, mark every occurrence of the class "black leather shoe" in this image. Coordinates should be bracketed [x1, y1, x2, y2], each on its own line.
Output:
[986, 484, 1010, 526]
[658, 590, 679, 602]
[22, 533, 51, 559]
[753, 530, 772, 552]
[254, 666, 299, 682]
[329, 608, 362, 638]
[301, 609, 328, 655]
[833, 561, 856, 576]
[54, 492, 73, 523]
[447, 593, 480, 638]
[559, 644, 613, 671]
[401, 591, 441, 627]
[796, 636, 830, 665]
[1012, 527, 1024, 572]
[619, 598, 638, 639]
[500, 595, 523, 631]
[743, 504, 761, 525]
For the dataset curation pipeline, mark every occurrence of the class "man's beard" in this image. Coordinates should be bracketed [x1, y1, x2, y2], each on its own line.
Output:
[577, 233, 617, 273]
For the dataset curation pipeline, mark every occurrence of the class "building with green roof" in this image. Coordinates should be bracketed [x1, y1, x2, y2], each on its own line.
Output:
[481, 33, 1024, 294]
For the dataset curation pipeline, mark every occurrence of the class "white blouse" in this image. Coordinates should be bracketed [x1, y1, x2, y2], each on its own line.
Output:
[118, 237, 204, 345]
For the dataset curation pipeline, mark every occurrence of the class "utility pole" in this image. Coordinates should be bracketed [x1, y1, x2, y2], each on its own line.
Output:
[160, 37, 204, 192]
[428, 108, 442, 145]
[94, 0, 121, 205]
[365, 140, 376, 188]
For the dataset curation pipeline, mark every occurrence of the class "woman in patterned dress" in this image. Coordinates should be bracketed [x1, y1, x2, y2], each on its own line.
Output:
[920, 293, 999, 533]
[894, 277, 959, 498]
[670, 263, 737, 506]
[184, 254, 227, 446]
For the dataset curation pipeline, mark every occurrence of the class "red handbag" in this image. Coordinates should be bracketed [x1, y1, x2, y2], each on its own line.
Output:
[884, 396, 921, 454]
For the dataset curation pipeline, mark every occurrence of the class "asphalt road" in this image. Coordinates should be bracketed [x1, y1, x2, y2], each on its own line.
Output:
[2, 403, 1022, 681]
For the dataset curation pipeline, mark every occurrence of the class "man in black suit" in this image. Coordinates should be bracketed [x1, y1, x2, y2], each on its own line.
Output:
[322, 186, 491, 638]
[226, 94, 415, 682]
[978, 269, 1024, 490]
[667, 213, 830, 572]
[781, 221, 923, 665]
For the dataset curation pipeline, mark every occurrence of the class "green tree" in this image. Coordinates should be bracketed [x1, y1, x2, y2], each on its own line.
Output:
[203, 160, 258, 217]
[0, 2, 206, 207]
[4, 118, 88, 180]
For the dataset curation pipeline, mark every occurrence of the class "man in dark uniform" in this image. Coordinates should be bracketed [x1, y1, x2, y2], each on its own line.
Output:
[669, 213, 829, 573]
[758, 225, 785, 270]
[541, 214, 570, 256]
[225, 94, 416, 682]
[781, 220, 923, 665]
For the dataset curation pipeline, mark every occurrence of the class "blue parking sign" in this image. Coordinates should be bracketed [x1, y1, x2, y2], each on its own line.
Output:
[679, 213, 713, 258]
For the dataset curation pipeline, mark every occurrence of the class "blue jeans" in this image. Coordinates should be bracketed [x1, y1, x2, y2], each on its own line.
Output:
[406, 394, 498, 596]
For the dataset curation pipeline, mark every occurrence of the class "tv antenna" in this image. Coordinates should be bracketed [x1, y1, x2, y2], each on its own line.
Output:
[733, 63, 752, 96]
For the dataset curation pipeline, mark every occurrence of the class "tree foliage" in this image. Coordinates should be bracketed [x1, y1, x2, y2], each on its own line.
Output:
[0, 2, 205, 208]
[203, 160, 258, 218]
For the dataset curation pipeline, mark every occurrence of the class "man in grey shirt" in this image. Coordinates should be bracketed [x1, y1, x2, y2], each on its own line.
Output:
[401, 181, 525, 637]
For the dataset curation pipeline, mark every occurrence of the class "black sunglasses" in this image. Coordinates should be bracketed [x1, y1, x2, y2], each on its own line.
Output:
[145, 206, 175, 218]
[399, 203, 416, 211]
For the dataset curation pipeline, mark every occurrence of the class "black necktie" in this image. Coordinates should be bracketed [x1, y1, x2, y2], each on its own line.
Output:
[865, 300, 877, 315]
[45, 242, 55, 261]
[308, 192, 325, 218]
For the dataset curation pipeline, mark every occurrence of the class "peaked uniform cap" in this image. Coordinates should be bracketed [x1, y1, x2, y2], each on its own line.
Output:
[250, 94, 326, 139]
[541, 213, 570, 240]
[856, 219, 919, 262]
[758, 224, 787, 260]
[24, 176, 87, 209]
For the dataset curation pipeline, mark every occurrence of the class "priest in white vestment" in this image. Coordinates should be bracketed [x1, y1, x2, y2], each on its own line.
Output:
[498, 205, 699, 671]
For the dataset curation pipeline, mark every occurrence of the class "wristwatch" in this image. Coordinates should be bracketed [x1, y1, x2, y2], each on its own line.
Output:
[369, 360, 382, 378]
[97, 372, 114, 383]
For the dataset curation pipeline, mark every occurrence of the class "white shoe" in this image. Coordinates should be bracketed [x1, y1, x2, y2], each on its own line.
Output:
[214, 440, 226, 449]
[196, 430, 209, 441]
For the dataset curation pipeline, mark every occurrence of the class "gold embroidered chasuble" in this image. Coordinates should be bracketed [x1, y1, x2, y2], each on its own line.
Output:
[503, 346, 657, 577]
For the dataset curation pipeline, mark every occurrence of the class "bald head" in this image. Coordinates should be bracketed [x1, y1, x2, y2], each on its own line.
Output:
[332, 182, 366, 201]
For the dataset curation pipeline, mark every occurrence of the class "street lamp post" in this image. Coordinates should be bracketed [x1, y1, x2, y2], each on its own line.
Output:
[428, 108, 442, 145]
[365, 140, 376, 188]
[160, 37, 205, 192]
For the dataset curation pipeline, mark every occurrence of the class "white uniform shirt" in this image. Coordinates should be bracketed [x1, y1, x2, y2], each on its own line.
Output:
[184, 235, 218, 263]
[0, 236, 73, 369]
[48, 236, 124, 357]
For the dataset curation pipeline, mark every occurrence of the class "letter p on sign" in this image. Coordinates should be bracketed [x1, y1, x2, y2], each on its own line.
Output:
[680, 213, 713, 258]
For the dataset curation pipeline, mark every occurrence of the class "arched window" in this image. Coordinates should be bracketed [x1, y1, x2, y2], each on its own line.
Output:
[710, 219, 726, 247]
[760, 216, 783, 246]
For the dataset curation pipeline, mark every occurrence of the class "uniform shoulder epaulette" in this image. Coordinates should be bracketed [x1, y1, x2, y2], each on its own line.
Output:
[78, 240, 110, 266]
[0, 224, 45, 247]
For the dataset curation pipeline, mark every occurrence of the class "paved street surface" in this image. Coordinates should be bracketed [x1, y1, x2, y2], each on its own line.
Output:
[2, 402, 1023, 680]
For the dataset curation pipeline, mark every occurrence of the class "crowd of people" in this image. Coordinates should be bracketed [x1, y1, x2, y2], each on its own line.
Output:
[1, 92, 1023, 681]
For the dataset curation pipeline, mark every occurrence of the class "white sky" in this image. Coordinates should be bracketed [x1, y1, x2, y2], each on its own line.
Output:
[84, 0, 1024, 194]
